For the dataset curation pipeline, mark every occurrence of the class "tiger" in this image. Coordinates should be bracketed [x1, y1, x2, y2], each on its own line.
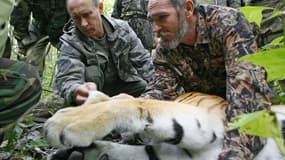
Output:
[44, 91, 284, 160]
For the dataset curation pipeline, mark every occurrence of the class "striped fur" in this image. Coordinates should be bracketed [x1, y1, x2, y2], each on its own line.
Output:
[45, 91, 284, 160]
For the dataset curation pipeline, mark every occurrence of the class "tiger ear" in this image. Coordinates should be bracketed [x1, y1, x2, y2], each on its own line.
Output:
[84, 91, 110, 105]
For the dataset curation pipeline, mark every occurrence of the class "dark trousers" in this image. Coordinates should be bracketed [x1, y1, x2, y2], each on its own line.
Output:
[102, 79, 147, 97]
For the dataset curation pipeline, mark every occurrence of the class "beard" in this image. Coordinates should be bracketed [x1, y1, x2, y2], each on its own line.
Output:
[158, 15, 189, 49]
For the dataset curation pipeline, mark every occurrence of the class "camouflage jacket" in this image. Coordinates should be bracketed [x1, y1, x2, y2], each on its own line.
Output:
[141, 4, 272, 101]
[112, 0, 148, 19]
[222, 0, 284, 47]
[199, 0, 243, 7]
[111, 0, 153, 51]
[56, 15, 154, 104]
[247, 0, 284, 9]
[10, 0, 69, 47]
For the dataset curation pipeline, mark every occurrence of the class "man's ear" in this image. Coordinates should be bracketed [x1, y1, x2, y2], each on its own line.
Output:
[184, 0, 195, 17]
[99, 2, 104, 14]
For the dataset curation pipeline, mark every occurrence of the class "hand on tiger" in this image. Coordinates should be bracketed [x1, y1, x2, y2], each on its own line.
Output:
[74, 82, 97, 105]
[111, 93, 134, 100]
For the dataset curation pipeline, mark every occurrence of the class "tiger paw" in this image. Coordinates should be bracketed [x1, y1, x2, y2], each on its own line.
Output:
[44, 106, 111, 148]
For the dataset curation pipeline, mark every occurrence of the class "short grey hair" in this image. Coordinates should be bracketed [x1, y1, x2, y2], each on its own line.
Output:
[91, 0, 100, 6]
[67, 0, 101, 8]
[169, 0, 199, 14]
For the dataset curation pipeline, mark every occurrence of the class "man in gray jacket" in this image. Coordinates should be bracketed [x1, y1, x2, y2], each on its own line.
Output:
[55, 0, 154, 105]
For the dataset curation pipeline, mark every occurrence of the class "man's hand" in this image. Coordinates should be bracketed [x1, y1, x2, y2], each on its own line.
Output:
[18, 48, 26, 56]
[74, 82, 97, 105]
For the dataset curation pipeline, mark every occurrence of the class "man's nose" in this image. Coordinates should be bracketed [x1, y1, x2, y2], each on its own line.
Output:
[152, 22, 161, 33]
[81, 18, 88, 27]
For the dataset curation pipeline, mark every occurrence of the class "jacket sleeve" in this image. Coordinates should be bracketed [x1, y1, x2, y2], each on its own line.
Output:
[55, 40, 85, 105]
[10, 0, 31, 41]
[218, 10, 274, 120]
[125, 23, 155, 82]
[140, 48, 183, 100]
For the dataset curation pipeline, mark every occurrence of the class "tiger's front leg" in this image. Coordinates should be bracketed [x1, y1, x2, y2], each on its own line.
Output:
[44, 99, 151, 148]
[44, 98, 187, 148]
[44, 98, 224, 160]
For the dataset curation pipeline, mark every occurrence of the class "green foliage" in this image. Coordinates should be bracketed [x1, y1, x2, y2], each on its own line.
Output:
[239, 6, 273, 27]
[1, 114, 34, 151]
[0, 114, 50, 160]
[41, 46, 57, 98]
[239, 6, 282, 27]
[228, 110, 285, 156]
[1, 125, 21, 151]
[238, 3, 285, 85]
[230, 3, 285, 157]
[228, 110, 279, 137]
[262, 36, 284, 50]
[239, 47, 285, 81]
[103, 0, 115, 16]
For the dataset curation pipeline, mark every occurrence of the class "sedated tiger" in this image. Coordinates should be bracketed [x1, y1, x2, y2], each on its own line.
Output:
[44, 91, 284, 160]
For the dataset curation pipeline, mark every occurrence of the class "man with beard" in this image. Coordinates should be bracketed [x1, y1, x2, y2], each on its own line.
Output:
[47, 0, 275, 159]
[140, 0, 274, 159]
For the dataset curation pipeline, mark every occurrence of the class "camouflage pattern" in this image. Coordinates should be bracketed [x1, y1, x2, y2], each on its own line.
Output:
[0, 0, 41, 137]
[0, 58, 42, 129]
[199, 0, 227, 5]
[141, 4, 274, 159]
[10, 0, 69, 77]
[227, 0, 245, 8]
[248, 0, 284, 46]
[17, 36, 50, 78]
[199, 0, 245, 7]
[0, 0, 14, 58]
[221, 0, 284, 47]
[112, 0, 153, 51]
[56, 16, 154, 105]
[247, 0, 284, 9]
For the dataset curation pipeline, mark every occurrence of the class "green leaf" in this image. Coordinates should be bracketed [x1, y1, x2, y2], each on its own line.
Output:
[228, 111, 263, 131]
[270, 36, 284, 46]
[239, 6, 276, 27]
[228, 110, 285, 156]
[239, 48, 285, 81]
[227, 110, 279, 137]
[261, 9, 281, 24]
[261, 36, 284, 50]
[30, 137, 49, 148]
[272, 95, 285, 104]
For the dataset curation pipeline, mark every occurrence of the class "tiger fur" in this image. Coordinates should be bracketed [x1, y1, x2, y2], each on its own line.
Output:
[44, 91, 284, 160]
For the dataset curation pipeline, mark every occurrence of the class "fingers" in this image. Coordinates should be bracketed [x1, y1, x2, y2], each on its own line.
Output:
[75, 83, 134, 105]
[85, 82, 97, 90]
[75, 83, 97, 105]
[76, 94, 88, 105]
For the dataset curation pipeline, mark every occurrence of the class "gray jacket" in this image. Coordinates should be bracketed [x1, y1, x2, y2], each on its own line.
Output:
[56, 15, 154, 104]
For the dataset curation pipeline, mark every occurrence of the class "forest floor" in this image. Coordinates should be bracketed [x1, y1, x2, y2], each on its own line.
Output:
[0, 97, 64, 160]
